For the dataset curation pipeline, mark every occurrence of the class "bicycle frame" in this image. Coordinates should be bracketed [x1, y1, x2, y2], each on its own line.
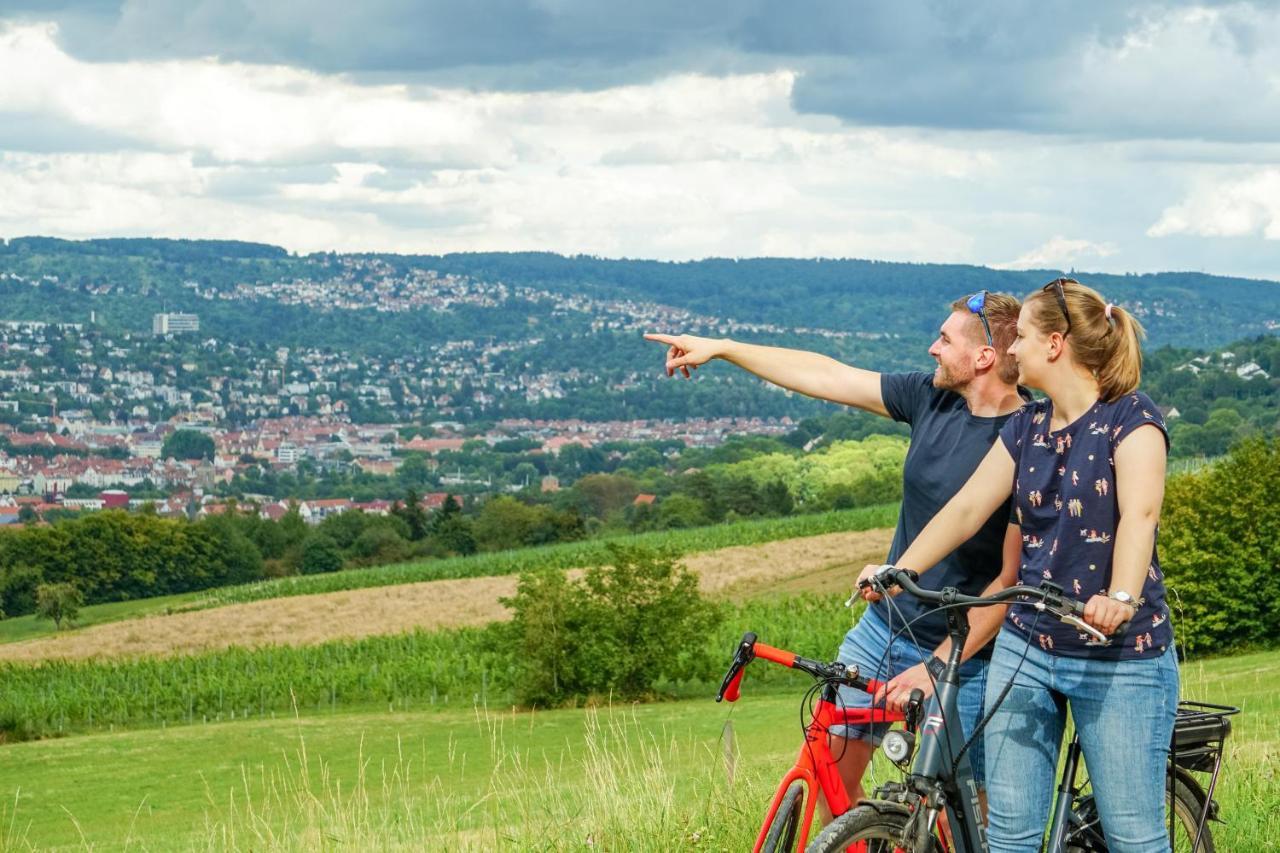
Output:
[882, 607, 987, 853]
[752, 679, 905, 852]
[716, 635, 905, 852]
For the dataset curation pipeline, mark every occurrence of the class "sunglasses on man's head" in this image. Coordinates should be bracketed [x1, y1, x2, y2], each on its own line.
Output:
[1042, 277, 1077, 336]
[965, 290, 995, 347]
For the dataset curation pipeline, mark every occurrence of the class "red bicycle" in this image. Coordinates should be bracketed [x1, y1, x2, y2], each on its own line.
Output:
[717, 631, 928, 852]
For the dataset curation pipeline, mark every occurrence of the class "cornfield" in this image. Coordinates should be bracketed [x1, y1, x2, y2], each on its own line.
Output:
[0, 594, 859, 740]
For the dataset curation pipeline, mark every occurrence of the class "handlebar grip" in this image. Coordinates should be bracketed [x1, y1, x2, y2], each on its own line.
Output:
[722, 667, 745, 703]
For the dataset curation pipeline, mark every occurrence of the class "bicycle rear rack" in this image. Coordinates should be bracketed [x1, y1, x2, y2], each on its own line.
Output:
[1170, 700, 1239, 851]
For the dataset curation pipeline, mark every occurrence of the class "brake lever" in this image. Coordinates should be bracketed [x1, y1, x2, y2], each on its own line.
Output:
[846, 566, 896, 607]
[1044, 606, 1109, 645]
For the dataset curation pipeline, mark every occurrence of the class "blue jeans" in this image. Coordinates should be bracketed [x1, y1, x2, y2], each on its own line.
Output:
[833, 607, 990, 786]
[983, 628, 1179, 853]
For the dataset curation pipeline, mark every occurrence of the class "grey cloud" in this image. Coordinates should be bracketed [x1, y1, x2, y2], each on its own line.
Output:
[203, 163, 338, 199]
[0, 110, 155, 152]
[7, 0, 1280, 143]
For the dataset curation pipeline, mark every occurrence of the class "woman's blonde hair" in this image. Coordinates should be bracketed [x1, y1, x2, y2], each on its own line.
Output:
[1025, 278, 1145, 401]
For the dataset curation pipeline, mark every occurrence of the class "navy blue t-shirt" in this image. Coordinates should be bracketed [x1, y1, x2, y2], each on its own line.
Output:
[872, 372, 1019, 656]
[999, 391, 1174, 660]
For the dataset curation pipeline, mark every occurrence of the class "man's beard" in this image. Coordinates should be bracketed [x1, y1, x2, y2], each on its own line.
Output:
[933, 361, 974, 392]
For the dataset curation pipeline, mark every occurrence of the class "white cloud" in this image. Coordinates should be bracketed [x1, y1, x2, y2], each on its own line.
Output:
[1148, 168, 1280, 239]
[1, 18, 1279, 280]
[994, 237, 1120, 271]
[0, 21, 996, 259]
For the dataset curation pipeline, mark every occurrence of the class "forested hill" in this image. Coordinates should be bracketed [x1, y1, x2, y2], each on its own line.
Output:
[378, 252, 1280, 350]
[2, 237, 1276, 356]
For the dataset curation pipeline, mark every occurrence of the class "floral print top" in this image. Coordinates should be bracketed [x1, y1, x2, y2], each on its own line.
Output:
[998, 391, 1174, 660]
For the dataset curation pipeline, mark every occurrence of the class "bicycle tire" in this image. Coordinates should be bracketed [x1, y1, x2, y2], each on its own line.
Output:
[806, 804, 941, 853]
[1067, 774, 1214, 853]
[760, 781, 805, 853]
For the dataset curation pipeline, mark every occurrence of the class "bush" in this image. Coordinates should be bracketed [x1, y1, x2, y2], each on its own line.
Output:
[501, 543, 722, 705]
[1160, 437, 1280, 655]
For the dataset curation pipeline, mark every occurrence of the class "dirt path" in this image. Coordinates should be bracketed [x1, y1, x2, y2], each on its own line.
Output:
[0, 528, 893, 662]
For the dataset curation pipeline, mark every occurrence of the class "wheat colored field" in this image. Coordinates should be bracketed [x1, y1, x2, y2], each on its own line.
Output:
[0, 528, 892, 662]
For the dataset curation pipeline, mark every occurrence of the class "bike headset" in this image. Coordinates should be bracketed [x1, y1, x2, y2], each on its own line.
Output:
[834, 585, 1046, 779]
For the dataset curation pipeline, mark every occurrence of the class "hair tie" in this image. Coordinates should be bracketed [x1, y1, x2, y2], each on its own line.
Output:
[1104, 303, 1115, 322]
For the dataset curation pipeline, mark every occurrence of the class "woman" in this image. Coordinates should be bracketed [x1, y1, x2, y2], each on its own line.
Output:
[859, 278, 1176, 853]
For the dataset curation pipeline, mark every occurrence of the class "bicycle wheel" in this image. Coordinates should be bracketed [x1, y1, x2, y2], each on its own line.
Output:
[806, 804, 939, 853]
[760, 781, 805, 853]
[1067, 775, 1214, 853]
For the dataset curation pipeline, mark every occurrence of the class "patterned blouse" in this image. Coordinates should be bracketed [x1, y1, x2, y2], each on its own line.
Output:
[998, 391, 1174, 660]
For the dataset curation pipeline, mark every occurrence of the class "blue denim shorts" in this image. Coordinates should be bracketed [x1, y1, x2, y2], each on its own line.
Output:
[833, 607, 989, 785]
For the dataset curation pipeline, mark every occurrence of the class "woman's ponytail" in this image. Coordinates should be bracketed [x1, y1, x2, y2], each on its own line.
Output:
[1096, 305, 1145, 401]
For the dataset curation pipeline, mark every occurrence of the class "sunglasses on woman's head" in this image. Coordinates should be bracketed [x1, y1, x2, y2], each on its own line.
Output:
[1042, 277, 1077, 336]
[965, 290, 995, 347]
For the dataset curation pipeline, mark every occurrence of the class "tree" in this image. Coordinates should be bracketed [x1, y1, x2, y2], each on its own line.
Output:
[35, 582, 83, 630]
[433, 514, 477, 556]
[300, 533, 344, 574]
[473, 496, 540, 551]
[761, 479, 794, 516]
[656, 493, 709, 529]
[393, 489, 429, 540]
[398, 454, 432, 487]
[17, 505, 37, 524]
[0, 565, 43, 616]
[162, 429, 215, 461]
[573, 473, 639, 520]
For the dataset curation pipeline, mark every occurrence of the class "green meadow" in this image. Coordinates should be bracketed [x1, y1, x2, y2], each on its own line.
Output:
[2, 648, 1276, 851]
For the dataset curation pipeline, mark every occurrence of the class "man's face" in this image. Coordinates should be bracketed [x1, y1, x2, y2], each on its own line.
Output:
[928, 311, 981, 391]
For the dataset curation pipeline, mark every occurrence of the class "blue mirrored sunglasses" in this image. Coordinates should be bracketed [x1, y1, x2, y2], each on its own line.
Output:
[965, 290, 995, 347]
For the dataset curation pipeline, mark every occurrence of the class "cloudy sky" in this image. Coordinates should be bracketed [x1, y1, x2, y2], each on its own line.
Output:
[2, 1, 1279, 279]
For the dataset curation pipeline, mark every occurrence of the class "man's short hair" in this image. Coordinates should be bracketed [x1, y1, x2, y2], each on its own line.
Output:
[951, 292, 1021, 384]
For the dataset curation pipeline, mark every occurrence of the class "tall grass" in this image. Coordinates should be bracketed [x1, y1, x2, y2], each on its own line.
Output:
[193, 706, 769, 852]
[0, 594, 858, 741]
[6, 689, 1272, 851]
[193, 504, 897, 609]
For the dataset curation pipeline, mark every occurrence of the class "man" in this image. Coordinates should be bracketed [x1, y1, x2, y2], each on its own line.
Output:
[644, 292, 1024, 809]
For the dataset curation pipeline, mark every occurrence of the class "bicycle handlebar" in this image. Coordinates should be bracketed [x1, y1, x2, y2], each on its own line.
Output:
[860, 566, 1127, 644]
[716, 631, 886, 703]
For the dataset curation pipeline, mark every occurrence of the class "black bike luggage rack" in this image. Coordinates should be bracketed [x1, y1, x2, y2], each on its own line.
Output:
[1170, 700, 1238, 851]
[1171, 700, 1238, 773]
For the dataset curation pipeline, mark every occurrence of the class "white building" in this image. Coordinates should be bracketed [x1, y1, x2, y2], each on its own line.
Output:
[152, 313, 200, 335]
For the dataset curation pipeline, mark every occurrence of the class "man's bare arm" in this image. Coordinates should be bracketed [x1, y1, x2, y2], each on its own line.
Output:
[644, 333, 888, 417]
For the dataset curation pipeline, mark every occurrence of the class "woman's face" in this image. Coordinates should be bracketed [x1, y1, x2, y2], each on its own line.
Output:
[1009, 305, 1052, 388]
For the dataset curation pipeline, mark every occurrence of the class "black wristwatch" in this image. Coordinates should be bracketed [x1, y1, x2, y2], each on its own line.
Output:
[926, 655, 946, 680]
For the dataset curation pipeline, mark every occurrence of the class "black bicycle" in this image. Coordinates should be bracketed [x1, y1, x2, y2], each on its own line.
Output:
[807, 567, 1237, 853]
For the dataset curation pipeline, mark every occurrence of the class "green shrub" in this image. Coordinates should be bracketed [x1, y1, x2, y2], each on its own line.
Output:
[502, 544, 722, 705]
[1161, 437, 1280, 655]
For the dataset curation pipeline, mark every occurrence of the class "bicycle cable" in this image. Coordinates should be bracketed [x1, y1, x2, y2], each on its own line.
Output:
[866, 589, 1049, 780]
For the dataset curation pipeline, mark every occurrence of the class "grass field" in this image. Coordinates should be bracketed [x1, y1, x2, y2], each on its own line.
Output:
[1, 648, 1275, 851]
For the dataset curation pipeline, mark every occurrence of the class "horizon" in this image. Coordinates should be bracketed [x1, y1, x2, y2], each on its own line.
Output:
[4, 233, 1278, 286]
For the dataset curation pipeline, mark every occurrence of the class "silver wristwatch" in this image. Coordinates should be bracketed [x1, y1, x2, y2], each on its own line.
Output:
[1107, 590, 1139, 609]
